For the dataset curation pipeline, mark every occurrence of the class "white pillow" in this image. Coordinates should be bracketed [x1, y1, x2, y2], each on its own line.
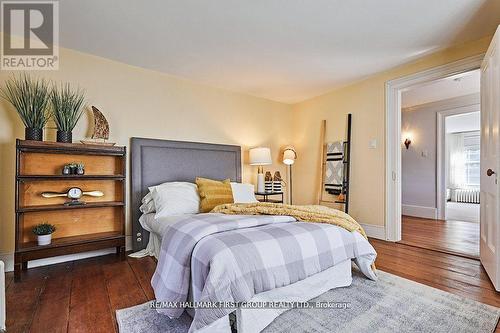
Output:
[230, 182, 258, 203]
[150, 182, 200, 218]
[139, 199, 156, 214]
[142, 192, 153, 204]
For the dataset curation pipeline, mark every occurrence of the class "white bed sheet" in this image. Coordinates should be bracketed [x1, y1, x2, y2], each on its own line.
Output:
[132, 213, 355, 333]
[129, 213, 187, 259]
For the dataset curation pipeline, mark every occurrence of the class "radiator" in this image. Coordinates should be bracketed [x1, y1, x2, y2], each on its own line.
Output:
[0, 260, 4, 332]
[454, 188, 480, 204]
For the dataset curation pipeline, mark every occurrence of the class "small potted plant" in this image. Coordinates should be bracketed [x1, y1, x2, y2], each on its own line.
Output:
[32, 223, 56, 246]
[68, 163, 76, 174]
[0, 74, 51, 141]
[50, 83, 86, 143]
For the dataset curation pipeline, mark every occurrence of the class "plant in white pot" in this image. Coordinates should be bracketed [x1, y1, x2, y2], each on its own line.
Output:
[32, 223, 56, 246]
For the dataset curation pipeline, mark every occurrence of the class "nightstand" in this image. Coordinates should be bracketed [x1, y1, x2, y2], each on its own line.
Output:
[255, 192, 284, 203]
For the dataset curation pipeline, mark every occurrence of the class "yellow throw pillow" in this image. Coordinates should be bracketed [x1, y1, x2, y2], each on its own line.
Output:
[196, 177, 234, 213]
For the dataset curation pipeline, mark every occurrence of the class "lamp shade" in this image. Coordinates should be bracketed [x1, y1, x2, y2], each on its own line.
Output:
[249, 147, 272, 165]
[283, 146, 297, 165]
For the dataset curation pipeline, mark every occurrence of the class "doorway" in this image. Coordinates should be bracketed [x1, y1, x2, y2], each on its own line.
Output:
[398, 70, 480, 257]
[384, 54, 484, 244]
[386, 26, 500, 291]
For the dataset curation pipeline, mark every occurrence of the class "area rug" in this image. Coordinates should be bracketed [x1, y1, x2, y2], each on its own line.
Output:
[116, 270, 500, 333]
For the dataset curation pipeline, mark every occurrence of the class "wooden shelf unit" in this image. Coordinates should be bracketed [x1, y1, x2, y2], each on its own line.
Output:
[14, 139, 126, 281]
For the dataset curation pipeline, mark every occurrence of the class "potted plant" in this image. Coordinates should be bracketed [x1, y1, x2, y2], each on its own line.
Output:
[32, 223, 56, 246]
[0, 74, 51, 141]
[68, 162, 76, 174]
[50, 83, 86, 143]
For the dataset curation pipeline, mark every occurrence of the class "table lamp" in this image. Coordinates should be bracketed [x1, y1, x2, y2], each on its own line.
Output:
[249, 147, 272, 193]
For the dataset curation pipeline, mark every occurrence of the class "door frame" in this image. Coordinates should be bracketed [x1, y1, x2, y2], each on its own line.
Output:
[436, 97, 481, 220]
[385, 54, 484, 241]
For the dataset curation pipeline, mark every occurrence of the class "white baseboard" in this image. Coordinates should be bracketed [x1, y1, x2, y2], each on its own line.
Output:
[360, 223, 386, 240]
[0, 236, 132, 273]
[402, 204, 437, 219]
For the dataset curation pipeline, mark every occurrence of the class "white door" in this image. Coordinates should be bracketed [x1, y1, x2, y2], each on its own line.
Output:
[480, 26, 500, 291]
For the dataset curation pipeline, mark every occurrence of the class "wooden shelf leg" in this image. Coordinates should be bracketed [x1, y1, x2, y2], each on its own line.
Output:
[22, 261, 28, 271]
[14, 263, 21, 282]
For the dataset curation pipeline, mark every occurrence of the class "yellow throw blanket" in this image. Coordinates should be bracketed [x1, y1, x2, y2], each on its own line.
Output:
[212, 202, 367, 239]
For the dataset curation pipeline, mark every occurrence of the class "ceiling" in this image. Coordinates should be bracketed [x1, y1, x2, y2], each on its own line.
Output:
[402, 69, 480, 108]
[51, 1, 500, 103]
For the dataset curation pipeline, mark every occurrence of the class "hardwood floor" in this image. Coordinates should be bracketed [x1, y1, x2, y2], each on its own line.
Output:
[5, 242, 500, 332]
[400, 215, 479, 258]
[5, 254, 156, 333]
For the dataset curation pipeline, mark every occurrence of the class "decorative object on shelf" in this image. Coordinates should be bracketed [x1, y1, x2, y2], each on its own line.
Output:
[282, 146, 297, 204]
[62, 165, 71, 175]
[264, 171, 273, 193]
[61, 162, 85, 175]
[80, 106, 116, 146]
[32, 223, 56, 246]
[41, 187, 104, 206]
[0, 74, 50, 141]
[273, 171, 283, 192]
[69, 163, 76, 174]
[249, 147, 272, 193]
[50, 83, 86, 143]
[76, 163, 85, 175]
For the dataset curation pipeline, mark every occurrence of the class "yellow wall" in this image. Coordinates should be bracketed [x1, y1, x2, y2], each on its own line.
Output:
[291, 36, 492, 227]
[0, 47, 294, 254]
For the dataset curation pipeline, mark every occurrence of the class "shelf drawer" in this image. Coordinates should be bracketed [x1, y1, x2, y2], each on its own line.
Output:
[19, 179, 123, 207]
[19, 151, 124, 176]
[19, 206, 124, 243]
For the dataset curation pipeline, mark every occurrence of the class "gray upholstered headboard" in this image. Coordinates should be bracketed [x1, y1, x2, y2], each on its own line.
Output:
[130, 137, 242, 251]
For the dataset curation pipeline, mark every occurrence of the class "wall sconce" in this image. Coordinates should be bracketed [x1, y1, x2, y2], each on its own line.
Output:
[404, 138, 411, 149]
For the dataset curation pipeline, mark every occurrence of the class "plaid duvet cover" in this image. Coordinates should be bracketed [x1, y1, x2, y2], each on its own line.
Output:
[151, 213, 377, 332]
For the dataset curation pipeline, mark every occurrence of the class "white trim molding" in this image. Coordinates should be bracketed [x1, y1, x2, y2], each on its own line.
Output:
[385, 53, 484, 241]
[402, 204, 438, 219]
[360, 223, 386, 240]
[0, 236, 132, 272]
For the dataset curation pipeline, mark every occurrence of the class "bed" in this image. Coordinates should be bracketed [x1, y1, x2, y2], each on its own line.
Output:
[130, 137, 376, 333]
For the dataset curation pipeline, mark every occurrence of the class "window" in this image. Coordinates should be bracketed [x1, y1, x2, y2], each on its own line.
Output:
[447, 130, 480, 189]
[463, 131, 480, 186]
